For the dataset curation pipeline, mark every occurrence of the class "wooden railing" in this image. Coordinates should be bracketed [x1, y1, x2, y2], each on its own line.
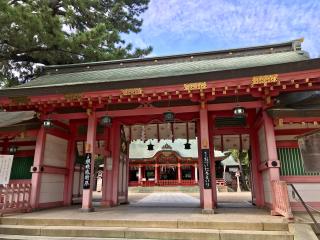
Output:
[128, 181, 139, 187]
[0, 180, 32, 216]
[157, 180, 178, 186]
[180, 180, 197, 185]
[129, 179, 232, 187]
[141, 181, 156, 187]
[271, 180, 293, 219]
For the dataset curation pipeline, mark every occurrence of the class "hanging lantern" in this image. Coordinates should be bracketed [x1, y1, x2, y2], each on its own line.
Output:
[9, 146, 18, 154]
[147, 141, 154, 151]
[100, 115, 112, 126]
[164, 111, 175, 122]
[184, 141, 191, 150]
[43, 119, 53, 128]
[184, 122, 191, 149]
[233, 105, 246, 118]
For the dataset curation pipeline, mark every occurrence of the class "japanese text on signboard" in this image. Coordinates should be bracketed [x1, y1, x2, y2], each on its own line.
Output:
[201, 149, 212, 189]
[0, 155, 14, 185]
[83, 153, 92, 189]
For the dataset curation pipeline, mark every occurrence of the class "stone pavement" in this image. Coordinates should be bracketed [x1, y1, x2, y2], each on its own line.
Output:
[130, 192, 200, 208]
[2, 192, 284, 223]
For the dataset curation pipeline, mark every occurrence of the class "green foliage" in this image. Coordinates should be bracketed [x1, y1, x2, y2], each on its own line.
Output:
[0, 0, 152, 86]
[229, 149, 250, 191]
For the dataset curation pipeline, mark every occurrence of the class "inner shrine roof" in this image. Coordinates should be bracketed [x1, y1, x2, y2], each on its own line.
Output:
[1, 39, 317, 97]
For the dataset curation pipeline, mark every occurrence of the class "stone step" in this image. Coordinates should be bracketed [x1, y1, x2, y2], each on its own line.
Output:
[0, 235, 156, 240]
[0, 225, 293, 240]
[0, 218, 288, 231]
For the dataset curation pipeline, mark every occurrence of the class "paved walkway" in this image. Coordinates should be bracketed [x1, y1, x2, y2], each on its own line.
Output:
[130, 192, 200, 208]
[0, 191, 286, 223]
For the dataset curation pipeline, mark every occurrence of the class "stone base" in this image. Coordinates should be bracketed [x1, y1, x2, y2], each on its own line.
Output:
[80, 207, 94, 212]
[202, 209, 215, 214]
[100, 200, 114, 207]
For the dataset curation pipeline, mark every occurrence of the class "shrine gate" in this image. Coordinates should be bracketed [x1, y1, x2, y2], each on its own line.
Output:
[0, 39, 319, 215]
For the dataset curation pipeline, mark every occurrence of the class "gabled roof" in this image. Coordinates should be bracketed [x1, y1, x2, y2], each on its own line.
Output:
[1, 39, 317, 97]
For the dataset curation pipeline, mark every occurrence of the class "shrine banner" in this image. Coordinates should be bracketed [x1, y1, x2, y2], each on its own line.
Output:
[0, 155, 14, 185]
[201, 149, 212, 189]
[83, 153, 92, 189]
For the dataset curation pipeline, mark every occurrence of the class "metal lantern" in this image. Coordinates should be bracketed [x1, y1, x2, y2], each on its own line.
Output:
[233, 106, 246, 118]
[9, 146, 18, 154]
[164, 111, 175, 122]
[184, 141, 191, 150]
[43, 119, 53, 128]
[147, 142, 154, 151]
[100, 115, 112, 126]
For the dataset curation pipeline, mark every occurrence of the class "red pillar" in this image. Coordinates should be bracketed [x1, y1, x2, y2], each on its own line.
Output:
[155, 163, 158, 184]
[1, 138, 9, 154]
[30, 127, 46, 209]
[111, 120, 121, 206]
[177, 163, 181, 184]
[208, 114, 217, 208]
[250, 127, 265, 207]
[81, 111, 97, 211]
[262, 111, 280, 210]
[197, 121, 204, 208]
[138, 165, 142, 184]
[64, 122, 76, 206]
[101, 120, 121, 207]
[199, 104, 214, 213]
[194, 164, 198, 183]
[102, 127, 111, 206]
[263, 112, 280, 181]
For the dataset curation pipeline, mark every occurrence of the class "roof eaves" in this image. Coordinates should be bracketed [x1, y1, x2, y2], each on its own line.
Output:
[43, 39, 303, 71]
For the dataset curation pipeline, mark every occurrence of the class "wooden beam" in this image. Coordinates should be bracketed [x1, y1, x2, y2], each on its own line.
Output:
[46, 101, 263, 120]
[275, 128, 318, 136]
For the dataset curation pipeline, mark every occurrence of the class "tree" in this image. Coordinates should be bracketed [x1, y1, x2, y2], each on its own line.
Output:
[0, 0, 152, 86]
[230, 149, 250, 191]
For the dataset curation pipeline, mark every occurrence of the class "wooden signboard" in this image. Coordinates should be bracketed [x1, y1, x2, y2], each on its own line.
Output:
[0, 155, 14, 185]
[298, 129, 320, 172]
[83, 153, 92, 189]
[201, 149, 212, 189]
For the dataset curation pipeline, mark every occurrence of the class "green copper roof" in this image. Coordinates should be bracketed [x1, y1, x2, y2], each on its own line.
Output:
[12, 51, 308, 90]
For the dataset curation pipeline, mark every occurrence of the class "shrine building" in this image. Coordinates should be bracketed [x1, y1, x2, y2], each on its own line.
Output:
[0, 39, 319, 216]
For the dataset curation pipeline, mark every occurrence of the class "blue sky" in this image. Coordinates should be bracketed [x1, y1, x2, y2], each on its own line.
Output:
[126, 0, 320, 58]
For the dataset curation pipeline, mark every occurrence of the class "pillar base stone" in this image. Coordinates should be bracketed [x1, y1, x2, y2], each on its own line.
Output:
[202, 209, 215, 214]
[100, 200, 114, 207]
[80, 207, 94, 212]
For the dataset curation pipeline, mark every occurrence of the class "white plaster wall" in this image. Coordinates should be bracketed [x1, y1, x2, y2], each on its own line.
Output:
[72, 169, 84, 196]
[73, 171, 80, 195]
[287, 183, 320, 202]
[39, 174, 64, 203]
[43, 134, 68, 167]
[262, 171, 272, 204]
[258, 126, 267, 163]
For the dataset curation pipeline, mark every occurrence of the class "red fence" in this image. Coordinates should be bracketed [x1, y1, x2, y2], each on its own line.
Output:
[158, 180, 178, 186]
[271, 180, 293, 219]
[0, 180, 32, 216]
